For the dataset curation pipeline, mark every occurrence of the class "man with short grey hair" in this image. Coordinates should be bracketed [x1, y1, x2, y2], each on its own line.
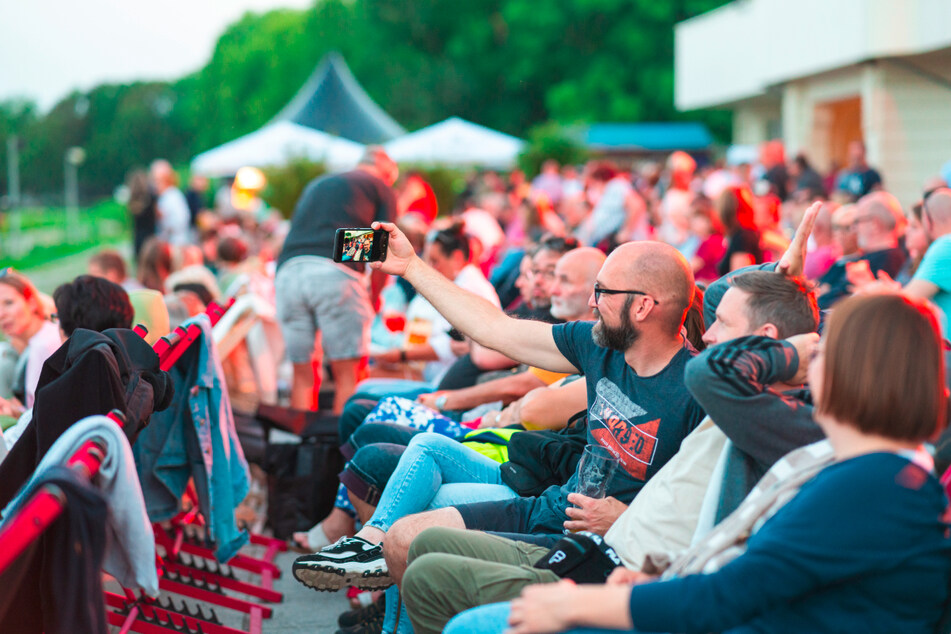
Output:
[275, 146, 399, 412]
[817, 191, 906, 309]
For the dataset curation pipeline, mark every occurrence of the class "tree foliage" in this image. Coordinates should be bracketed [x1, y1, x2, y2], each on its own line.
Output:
[0, 0, 730, 201]
[518, 122, 589, 177]
[262, 157, 327, 218]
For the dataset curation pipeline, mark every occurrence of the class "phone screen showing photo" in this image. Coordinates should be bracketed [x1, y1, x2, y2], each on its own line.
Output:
[333, 228, 388, 263]
[339, 229, 375, 262]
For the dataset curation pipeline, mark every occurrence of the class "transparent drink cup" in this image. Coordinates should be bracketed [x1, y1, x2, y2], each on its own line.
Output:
[565, 444, 619, 533]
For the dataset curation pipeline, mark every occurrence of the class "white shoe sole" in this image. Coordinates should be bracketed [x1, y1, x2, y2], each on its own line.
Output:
[292, 562, 394, 592]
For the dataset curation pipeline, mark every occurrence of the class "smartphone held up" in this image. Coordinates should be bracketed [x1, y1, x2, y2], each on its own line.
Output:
[332, 228, 389, 263]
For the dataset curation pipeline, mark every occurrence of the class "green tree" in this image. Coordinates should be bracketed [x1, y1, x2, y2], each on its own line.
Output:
[518, 122, 589, 177]
[6, 0, 734, 200]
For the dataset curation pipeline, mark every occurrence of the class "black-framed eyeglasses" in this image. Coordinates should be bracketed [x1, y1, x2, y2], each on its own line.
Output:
[593, 283, 658, 305]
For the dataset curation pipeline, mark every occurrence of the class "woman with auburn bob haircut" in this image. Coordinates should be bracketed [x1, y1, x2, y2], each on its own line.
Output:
[449, 293, 951, 634]
[814, 292, 946, 443]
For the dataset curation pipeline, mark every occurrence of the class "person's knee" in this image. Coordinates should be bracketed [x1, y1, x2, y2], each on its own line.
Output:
[407, 526, 463, 564]
[386, 512, 437, 570]
[388, 508, 463, 561]
[351, 421, 418, 450]
[405, 431, 455, 457]
[402, 552, 457, 602]
[341, 443, 404, 505]
[385, 515, 419, 561]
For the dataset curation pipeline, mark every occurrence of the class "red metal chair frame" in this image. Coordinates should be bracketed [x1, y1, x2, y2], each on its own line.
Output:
[0, 298, 286, 634]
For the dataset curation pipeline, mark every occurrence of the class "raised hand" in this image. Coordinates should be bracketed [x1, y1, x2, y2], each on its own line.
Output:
[777, 201, 821, 278]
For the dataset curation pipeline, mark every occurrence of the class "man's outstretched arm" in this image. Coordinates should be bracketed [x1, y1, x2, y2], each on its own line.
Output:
[371, 221, 579, 373]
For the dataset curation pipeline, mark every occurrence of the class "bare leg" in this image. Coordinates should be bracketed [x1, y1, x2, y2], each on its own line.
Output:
[322, 507, 356, 541]
[292, 507, 356, 550]
[355, 526, 386, 545]
[383, 508, 465, 586]
[329, 357, 367, 414]
[348, 489, 377, 525]
[290, 362, 315, 411]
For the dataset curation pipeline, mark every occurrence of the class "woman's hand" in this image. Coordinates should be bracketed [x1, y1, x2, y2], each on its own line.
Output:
[606, 566, 655, 586]
[507, 581, 635, 634]
[417, 391, 449, 410]
[507, 580, 578, 634]
[372, 348, 404, 365]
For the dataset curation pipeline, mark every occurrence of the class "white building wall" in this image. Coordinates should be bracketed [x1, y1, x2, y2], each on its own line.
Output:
[735, 57, 951, 207]
[732, 100, 782, 146]
[781, 67, 865, 174]
[874, 59, 951, 206]
[676, 0, 951, 110]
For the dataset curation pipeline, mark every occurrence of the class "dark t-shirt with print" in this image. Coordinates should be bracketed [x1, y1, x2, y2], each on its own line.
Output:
[521, 320, 706, 534]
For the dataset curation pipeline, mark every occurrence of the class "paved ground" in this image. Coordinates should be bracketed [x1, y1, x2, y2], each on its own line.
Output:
[145, 545, 351, 634]
[262, 547, 351, 633]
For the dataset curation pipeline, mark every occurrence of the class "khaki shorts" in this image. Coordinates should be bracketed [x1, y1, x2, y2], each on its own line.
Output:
[275, 256, 372, 362]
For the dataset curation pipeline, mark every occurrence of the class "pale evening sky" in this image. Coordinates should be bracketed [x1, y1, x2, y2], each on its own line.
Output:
[0, 0, 313, 111]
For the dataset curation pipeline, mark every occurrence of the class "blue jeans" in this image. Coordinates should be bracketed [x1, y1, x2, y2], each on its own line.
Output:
[445, 602, 634, 634]
[365, 432, 518, 532]
[382, 585, 414, 634]
[444, 602, 507, 634]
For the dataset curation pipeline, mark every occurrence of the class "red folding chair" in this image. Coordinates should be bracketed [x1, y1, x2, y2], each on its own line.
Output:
[122, 299, 287, 633]
[0, 301, 288, 634]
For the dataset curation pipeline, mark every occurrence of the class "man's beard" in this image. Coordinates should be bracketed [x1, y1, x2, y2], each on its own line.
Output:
[531, 297, 552, 312]
[591, 301, 639, 351]
[551, 296, 583, 320]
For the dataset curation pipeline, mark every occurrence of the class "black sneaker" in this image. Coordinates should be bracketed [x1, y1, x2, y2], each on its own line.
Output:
[338, 594, 385, 629]
[335, 608, 383, 634]
[292, 536, 393, 591]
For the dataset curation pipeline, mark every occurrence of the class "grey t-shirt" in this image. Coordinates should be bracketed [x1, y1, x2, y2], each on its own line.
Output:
[277, 169, 396, 270]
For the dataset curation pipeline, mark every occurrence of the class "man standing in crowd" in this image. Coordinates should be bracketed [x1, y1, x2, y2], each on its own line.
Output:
[150, 159, 191, 247]
[834, 140, 882, 201]
[275, 146, 399, 412]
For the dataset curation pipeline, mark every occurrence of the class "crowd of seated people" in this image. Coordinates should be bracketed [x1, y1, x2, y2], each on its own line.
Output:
[5, 138, 951, 634]
[272, 142, 951, 634]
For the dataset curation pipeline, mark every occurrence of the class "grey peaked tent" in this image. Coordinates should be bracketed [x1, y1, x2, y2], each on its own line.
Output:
[271, 52, 405, 144]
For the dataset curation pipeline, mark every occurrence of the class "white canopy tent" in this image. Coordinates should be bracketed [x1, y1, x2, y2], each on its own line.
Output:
[190, 121, 364, 177]
[383, 117, 524, 169]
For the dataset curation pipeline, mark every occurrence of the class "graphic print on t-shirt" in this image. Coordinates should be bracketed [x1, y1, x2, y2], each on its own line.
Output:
[588, 378, 659, 480]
